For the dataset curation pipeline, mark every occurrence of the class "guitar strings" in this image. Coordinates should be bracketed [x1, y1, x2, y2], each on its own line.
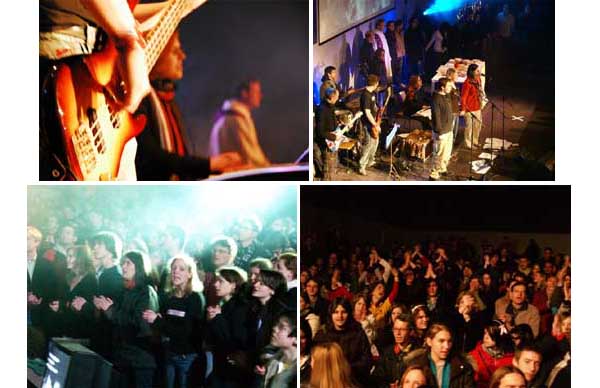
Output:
[78, 0, 186, 171]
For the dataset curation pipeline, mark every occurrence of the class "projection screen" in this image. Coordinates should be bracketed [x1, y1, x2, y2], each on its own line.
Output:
[318, 0, 395, 44]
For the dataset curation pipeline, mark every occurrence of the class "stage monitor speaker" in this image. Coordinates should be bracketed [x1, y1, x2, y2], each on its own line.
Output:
[42, 338, 115, 388]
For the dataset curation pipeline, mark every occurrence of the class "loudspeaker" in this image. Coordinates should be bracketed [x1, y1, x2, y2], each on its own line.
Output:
[42, 338, 115, 388]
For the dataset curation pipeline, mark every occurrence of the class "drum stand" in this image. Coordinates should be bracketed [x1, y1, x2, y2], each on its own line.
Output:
[388, 139, 401, 180]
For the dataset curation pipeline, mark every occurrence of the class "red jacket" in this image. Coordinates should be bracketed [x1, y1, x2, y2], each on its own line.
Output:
[461, 78, 482, 112]
[470, 342, 514, 388]
[327, 284, 353, 302]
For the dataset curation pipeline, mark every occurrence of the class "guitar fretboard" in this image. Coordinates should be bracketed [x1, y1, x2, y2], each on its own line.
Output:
[144, 0, 187, 72]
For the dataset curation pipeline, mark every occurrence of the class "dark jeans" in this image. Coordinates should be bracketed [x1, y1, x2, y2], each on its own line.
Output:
[313, 141, 323, 178]
[134, 368, 154, 388]
[314, 142, 336, 180]
[166, 353, 197, 388]
[406, 54, 422, 80]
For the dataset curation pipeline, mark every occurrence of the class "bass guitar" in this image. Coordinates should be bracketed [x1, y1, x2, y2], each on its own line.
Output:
[371, 85, 392, 139]
[43, 0, 202, 180]
[325, 112, 363, 152]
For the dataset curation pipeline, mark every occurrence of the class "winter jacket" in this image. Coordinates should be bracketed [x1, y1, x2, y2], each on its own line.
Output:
[460, 78, 482, 112]
[469, 342, 513, 388]
[106, 284, 159, 369]
[372, 341, 419, 388]
[405, 348, 476, 388]
[314, 320, 372, 386]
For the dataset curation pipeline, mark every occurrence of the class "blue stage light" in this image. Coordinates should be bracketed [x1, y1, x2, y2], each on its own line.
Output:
[423, 0, 469, 15]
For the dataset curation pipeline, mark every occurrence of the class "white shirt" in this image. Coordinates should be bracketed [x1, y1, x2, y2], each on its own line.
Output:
[28, 253, 37, 280]
[373, 29, 393, 79]
[209, 99, 270, 168]
[426, 30, 445, 53]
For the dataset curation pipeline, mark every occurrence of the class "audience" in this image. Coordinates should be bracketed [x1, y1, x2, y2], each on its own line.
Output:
[300, 233, 571, 387]
[27, 189, 297, 388]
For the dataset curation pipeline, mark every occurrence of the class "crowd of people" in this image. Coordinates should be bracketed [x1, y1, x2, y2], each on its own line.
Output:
[352, 0, 548, 92]
[314, 1, 552, 180]
[299, 233, 571, 387]
[27, 189, 297, 388]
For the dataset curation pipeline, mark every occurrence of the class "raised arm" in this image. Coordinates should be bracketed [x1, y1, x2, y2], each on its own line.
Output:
[379, 257, 392, 283]
[387, 267, 400, 303]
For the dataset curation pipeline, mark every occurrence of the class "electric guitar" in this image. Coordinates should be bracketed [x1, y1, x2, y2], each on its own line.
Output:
[325, 112, 363, 152]
[371, 85, 393, 139]
[43, 0, 202, 180]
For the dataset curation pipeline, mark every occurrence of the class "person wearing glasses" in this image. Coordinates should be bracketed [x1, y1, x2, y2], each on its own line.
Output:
[373, 314, 419, 388]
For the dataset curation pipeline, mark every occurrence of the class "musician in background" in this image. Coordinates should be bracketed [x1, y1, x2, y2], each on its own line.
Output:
[460, 64, 484, 149]
[135, 32, 243, 180]
[319, 65, 357, 107]
[209, 79, 271, 169]
[358, 74, 381, 176]
[401, 75, 432, 131]
[314, 87, 340, 180]
[319, 66, 339, 104]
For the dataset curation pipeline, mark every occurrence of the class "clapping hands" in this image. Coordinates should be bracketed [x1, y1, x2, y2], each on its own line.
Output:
[93, 296, 114, 311]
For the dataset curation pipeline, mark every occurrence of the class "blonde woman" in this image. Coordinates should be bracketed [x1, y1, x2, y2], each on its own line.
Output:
[142, 254, 205, 388]
[309, 342, 356, 388]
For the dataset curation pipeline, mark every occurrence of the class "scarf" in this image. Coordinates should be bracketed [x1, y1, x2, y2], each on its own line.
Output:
[429, 355, 451, 388]
[149, 79, 187, 157]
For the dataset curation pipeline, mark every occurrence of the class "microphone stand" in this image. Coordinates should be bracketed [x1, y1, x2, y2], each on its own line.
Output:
[483, 96, 511, 164]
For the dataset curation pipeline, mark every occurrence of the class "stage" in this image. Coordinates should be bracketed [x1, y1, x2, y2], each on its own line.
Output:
[319, 76, 555, 181]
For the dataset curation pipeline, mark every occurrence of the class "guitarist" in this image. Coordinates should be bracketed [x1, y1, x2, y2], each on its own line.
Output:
[39, 0, 205, 180]
[358, 74, 381, 176]
[314, 87, 340, 180]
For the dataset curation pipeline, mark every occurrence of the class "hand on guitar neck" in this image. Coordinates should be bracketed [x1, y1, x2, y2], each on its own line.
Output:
[115, 32, 151, 113]
[371, 85, 392, 139]
[118, 0, 208, 113]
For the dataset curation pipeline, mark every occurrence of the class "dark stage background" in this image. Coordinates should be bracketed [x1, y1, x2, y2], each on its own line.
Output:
[147, 0, 309, 163]
[301, 186, 571, 254]
[302, 186, 570, 231]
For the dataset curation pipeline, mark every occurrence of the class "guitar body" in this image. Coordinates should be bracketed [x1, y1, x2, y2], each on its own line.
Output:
[371, 86, 392, 139]
[326, 112, 363, 151]
[52, 40, 146, 180]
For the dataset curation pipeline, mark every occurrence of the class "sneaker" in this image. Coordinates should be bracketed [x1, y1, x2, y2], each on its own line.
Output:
[429, 175, 439, 181]
[367, 161, 376, 168]
[358, 169, 367, 176]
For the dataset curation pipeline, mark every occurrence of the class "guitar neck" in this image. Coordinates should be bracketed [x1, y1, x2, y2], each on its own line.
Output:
[144, 0, 188, 72]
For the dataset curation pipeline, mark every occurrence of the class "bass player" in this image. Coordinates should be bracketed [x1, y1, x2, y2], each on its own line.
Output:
[39, 0, 205, 180]
[358, 74, 381, 176]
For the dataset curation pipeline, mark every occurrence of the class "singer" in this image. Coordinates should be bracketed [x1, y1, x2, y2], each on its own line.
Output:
[460, 64, 484, 149]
